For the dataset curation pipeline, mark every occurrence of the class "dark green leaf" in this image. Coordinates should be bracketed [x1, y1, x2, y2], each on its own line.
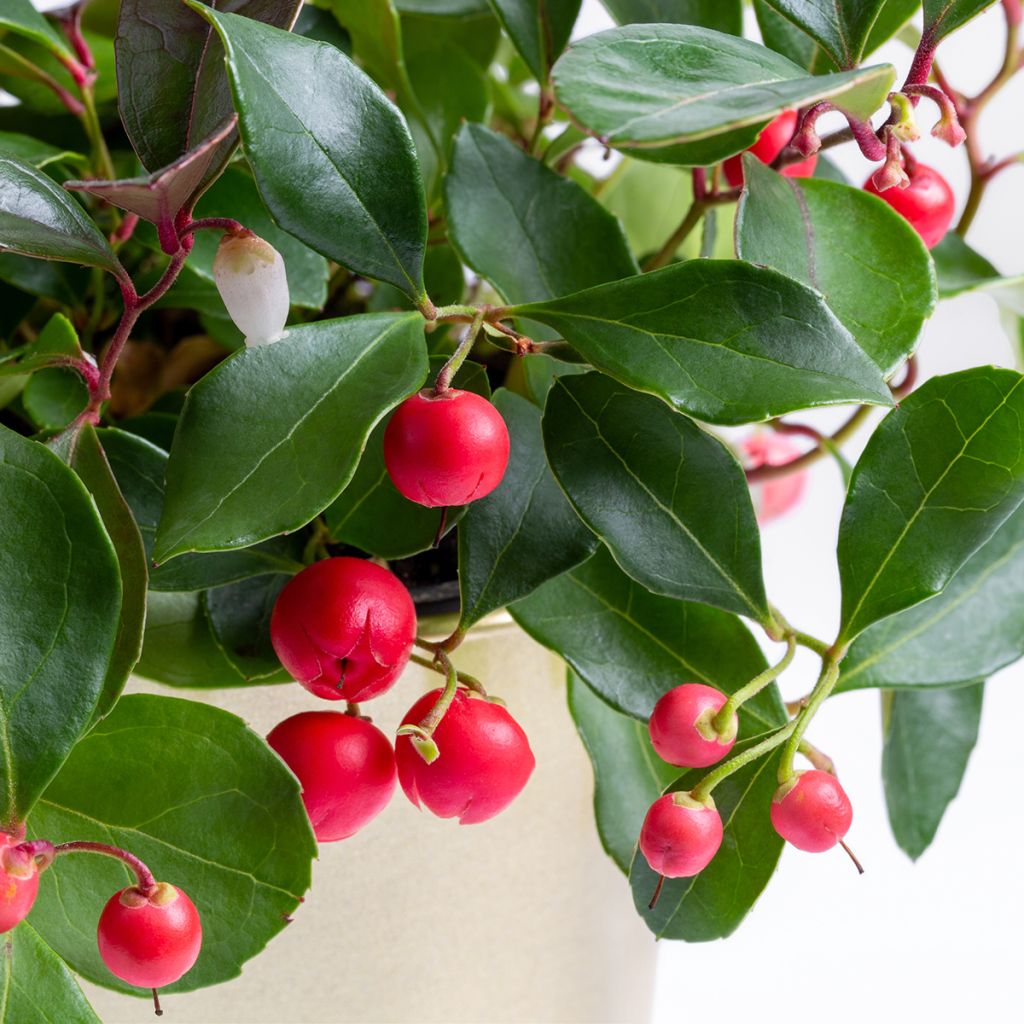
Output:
[510, 546, 786, 729]
[154, 313, 427, 560]
[736, 156, 936, 376]
[509, 350, 587, 406]
[754, 0, 832, 71]
[489, 0, 581, 82]
[757, 1, 888, 68]
[543, 373, 768, 621]
[512, 261, 894, 425]
[931, 232, 1001, 298]
[0, 131, 80, 170]
[0, 255, 87, 305]
[458, 389, 597, 629]
[568, 670, 677, 873]
[402, 7, 501, 67]
[601, 0, 742, 33]
[865, 0, 922, 53]
[0, 0, 74, 62]
[203, 574, 290, 682]
[837, 367, 1024, 643]
[30, 694, 316, 993]
[882, 684, 983, 859]
[196, 4, 429, 300]
[923, 1, 999, 42]
[0, 312, 81, 378]
[324, 0, 407, 89]
[445, 123, 637, 304]
[22, 368, 87, 430]
[0, 427, 121, 821]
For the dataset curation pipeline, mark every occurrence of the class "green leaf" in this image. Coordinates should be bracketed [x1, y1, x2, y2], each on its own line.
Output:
[736, 156, 936, 376]
[324, 0, 407, 89]
[488, 0, 581, 82]
[597, 161, 695, 259]
[837, 367, 1024, 643]
[0, 924, 101, 1024]
[0, 255, 86, 306]
[754, 0, 834, 71]
[154, 313, 427, 561]
[882, 684, 983, 859]
[931, 232, 1002, 298]
[512, 261, 894, 425]
[543, 373, 769, 622]
[30, 694, 316, 994]
[866, 0, 922, 53]
[0, 0, 74, 62]
[397, 0, 492, 11]
[600, 0, 742, 33]
[445, 124, 637, 304]
[22, 367, 87, 430]
[0, 427, 121, 822]
[0, 131, 81, 170]
[0, 157, 123, 277]
[923, 1, 999, 42]
[510, 546, 786, 729]
[568, 670, 677, 873]
[840, 503, 1024, 691]
[458, 389, 597, 630]
[0, 312, 82, 378]
[552, 25, 895, 164]
[195, 4, 429, 300]
[203, 574, 291, 682]
[629, 745, 784, 940]
[757, 1, 888, 68]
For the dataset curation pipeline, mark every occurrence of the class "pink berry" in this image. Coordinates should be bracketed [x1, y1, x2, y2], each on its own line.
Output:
[270, 557, 416, 703]
[648, 683, 737, 768]
[395, 688, 535, 824]
[742, 433, 808, 523]
[770, 770, 853, 852]
[723, 110, 818, 187]
[97, 883, 202, 989]
[639, 792, 723, 878]
[383, 389, 510, 507]
[267, 711, 397, 842]
[863, 162, 955, 249]
[0, 834, 40, 934]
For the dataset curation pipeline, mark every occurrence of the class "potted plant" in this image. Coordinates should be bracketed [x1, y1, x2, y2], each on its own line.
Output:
[0, 0, 1022, 1020]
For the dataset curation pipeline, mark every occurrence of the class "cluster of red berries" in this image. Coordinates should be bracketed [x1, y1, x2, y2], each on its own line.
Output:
[638, 684, 853, 896]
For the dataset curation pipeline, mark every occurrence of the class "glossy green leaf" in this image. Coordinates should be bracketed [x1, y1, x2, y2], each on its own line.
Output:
[754, 0, 834, 71]
[458, 389, 597, 630]
[552, 25, 895, 164]
[22, 368, 86, 430]
[510, 546, 786, 728]
[0, 157, 123, 276]
[600, 0, 742, 33]
[736, 156, 936, 376]
[840, 503, 1024, 691]
[757, 1, 888, 68]
[445, 124, 637, 304]
[837, 367, 1024, 643]
[629, 745, 785, 940]
[196, 4, 429, 300]
[568, 670, 677, 873]
[0, 427, 121, 821]
[543, 373, 768, 622]
[0, 0, 74, 62]
[882, 684, 983, 859]
[489, 0, 580, 82]
[155, 313, 427, 561]
[30, 694, 316, 994]
[512, 261, 894, 425]
[203, 574, 290, 682]
[923, 1, 999, 42]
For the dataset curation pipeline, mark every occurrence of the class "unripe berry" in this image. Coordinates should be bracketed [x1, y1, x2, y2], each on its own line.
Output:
[648, 683, 737, 768]
[270, 557, 416, 703]
[97, 883, 202, 989]
[0, 834, 40, 933]
[742, 433, 808, 523]
[383, 389, 511, 507]
[770, 769, 853, 852]
[268, 711, 397, 842]
[212, 232, 290, 346]
[639, 792, 723, 878]
[395, 689, 535, 824]
[863, 162, 955, 249]
[723, 110, 818, 187]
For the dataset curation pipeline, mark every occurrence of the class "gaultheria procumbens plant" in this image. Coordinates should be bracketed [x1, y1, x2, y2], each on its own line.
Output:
[0, 0, 1021, 1011]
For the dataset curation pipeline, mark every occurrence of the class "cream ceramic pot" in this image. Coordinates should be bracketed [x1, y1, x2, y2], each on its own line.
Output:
[80, 614, 657, 1024]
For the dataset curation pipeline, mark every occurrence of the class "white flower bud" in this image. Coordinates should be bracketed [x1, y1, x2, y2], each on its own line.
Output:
[212, 233, 290, 347]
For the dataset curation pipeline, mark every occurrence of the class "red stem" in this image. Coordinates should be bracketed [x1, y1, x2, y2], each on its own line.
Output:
[60, 5, 95, 71]
[53, 841, 158, 894]
[905, 32, 937, 89]
[179, 217, 251, 238]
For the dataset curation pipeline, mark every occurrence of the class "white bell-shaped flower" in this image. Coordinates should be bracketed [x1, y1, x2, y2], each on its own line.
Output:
[213, 233, 290, 347]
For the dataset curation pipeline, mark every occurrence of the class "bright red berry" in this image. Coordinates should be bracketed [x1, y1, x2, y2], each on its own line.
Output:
[270, 557, 416, 703]
[648, 684, 737, 768]
[723, 110, 818, 187]
[97, 883, 202, 989]
[0, 834, 40, 933]
[383, 389, 510, 507]
[395, 689, 535, 824]
[770, 770, 853, 852]
[863, 162, 955, 248]
[268, 711, 397, 842]
[742, 433, 808, 523]
[639, 792, 723, 878]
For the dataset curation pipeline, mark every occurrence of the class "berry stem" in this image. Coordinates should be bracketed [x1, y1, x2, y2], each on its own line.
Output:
[433, 308, 485, 395]
[408, 652, 486, 694]
[152, 988, 164, 1017]
[690, 720, 798, 803]
[179, 217, 252, 238]
[799, 739, 836, 775]
[53, 841, 158, 895]
[777, 651, 846, 783]
[838, 838, 866, 875]
[712, 634, 796, 732]
[648, 874, 666, 910]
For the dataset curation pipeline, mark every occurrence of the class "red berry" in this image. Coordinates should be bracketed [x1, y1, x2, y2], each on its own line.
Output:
[648, 684, 737, 768]
[863, 162, 955, 249]
[268, 711, 397, 842]
[770, 770, 853, 852]
[0, 834, 40, 933]
[742, 433, 808, 523]
[270, 557, 416, 703]
[395, 689, 535, 824]
[97, 883, 202, 989]
[383, 389, 510, 507]
[639, 792, 723, 878]
[723, 110, 818, 187]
